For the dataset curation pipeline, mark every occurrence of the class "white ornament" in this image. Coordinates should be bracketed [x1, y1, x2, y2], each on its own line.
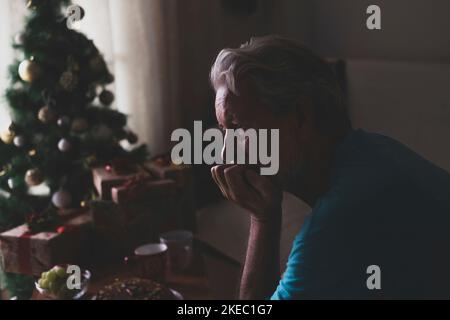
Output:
[7, 178, 17, 190]
[58, 138, 71, 152]
[57, 116, 71, 128]
[14, 33, 25, 45]
[52, 190, 72, 209]
[13, 136, 26, 147]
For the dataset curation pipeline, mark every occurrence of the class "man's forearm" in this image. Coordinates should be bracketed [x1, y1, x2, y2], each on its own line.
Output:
[239, 212, 282, 300]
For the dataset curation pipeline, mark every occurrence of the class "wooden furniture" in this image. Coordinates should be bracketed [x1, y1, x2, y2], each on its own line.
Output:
[31, 242, 212, 300]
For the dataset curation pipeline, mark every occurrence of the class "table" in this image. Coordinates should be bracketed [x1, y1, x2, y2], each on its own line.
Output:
[31, 245, 213, 300]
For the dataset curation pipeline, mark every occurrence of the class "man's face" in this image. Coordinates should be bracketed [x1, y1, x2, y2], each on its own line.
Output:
[214, 83, 306, 184]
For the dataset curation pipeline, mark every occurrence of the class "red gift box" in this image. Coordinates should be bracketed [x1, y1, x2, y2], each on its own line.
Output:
[143, 157, 196, 231]
[111, 175, 176, 205]
[111, 175, 179, 247]
[143, 157, 192, 188]
[0, 211, 92, 276]
[92, 166, 149, 200]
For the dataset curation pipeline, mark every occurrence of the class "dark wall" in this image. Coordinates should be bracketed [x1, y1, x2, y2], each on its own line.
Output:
[312, 0, 450, 61]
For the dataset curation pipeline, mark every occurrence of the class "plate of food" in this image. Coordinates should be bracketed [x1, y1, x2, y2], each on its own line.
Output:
[92, 278, 183, 300]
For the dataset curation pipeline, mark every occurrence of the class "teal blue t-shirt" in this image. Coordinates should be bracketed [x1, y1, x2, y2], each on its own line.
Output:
[271, 129, 450, 299]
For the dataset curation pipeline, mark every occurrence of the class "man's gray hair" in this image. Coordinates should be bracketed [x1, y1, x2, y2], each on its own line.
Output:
[210, 35, 349, 133]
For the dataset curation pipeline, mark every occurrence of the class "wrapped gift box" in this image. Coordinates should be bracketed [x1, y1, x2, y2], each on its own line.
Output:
[0, 211, 92, 276]
[112, 176, 178, 243]
[89, 200, 129, 260]
[143, 157, 192, 188]
[111, 177, 175, 205]
[143, 157, 196, 231]
[92, 166, 149, 200]
[90, 175, 175, 255]
[111, 176, 177, 225]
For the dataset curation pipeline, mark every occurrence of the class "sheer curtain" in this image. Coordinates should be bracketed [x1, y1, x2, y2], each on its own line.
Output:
[0, 0, 181, 155]
[0, 0, 27, 131]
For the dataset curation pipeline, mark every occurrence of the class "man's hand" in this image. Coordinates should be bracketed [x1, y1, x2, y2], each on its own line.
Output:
[211, 165, 283, 222]
[211, 164, 283, 299]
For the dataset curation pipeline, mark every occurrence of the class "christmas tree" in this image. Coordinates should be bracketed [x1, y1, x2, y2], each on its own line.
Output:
[0, 0, 146, 298]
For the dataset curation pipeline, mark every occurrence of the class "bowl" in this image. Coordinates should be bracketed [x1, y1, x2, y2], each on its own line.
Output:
[35, 268, 91, 300]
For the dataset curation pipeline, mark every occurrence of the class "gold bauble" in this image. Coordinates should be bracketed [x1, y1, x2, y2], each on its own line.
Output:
[25, 168, 44, 186]
[26, 0, 36, 9]
[26, 0, 42, 9]
[18, 59, 40, 83]
[38, 106, 56, 124]
[1, 130, 15, 144]
[71, 117, 89, 133]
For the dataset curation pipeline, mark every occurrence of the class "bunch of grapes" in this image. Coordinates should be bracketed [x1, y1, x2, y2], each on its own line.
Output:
[37, 265, 75, 299]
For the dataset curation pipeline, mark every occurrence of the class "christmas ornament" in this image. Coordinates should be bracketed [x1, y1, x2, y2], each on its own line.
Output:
[1, 130, 15, 144]
[58, 138, 72, 152]
[13, 135, 26, 148]
[57, 116, 71, 128]
[59, 70, 78, 91]
[71, 117, 89, 133]
[25, 168, 44, 186]
[52, 190, 72, 209]
[38, 106, 56, 124]
[99, 90, 115, 106]
[18, 59, 40, 83]
[56, 226, 66, 234]
[26, 0, 43, 9]
[7, 177, 20, 190]
[127, 131, 138, 144]
[14, 33, 25, 45]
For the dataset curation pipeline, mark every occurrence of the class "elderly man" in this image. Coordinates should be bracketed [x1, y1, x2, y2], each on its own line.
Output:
[209, 35, 450, 299]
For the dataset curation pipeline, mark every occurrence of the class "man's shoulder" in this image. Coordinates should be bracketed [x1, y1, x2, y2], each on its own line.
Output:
[335, 129, 450, 206]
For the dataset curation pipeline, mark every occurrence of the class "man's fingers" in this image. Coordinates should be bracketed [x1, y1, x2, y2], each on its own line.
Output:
[245, 170, 275, 199]
[223, 165, 256, 203]
[211, 165, 234, 198]
[211, 166, 227, 197]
